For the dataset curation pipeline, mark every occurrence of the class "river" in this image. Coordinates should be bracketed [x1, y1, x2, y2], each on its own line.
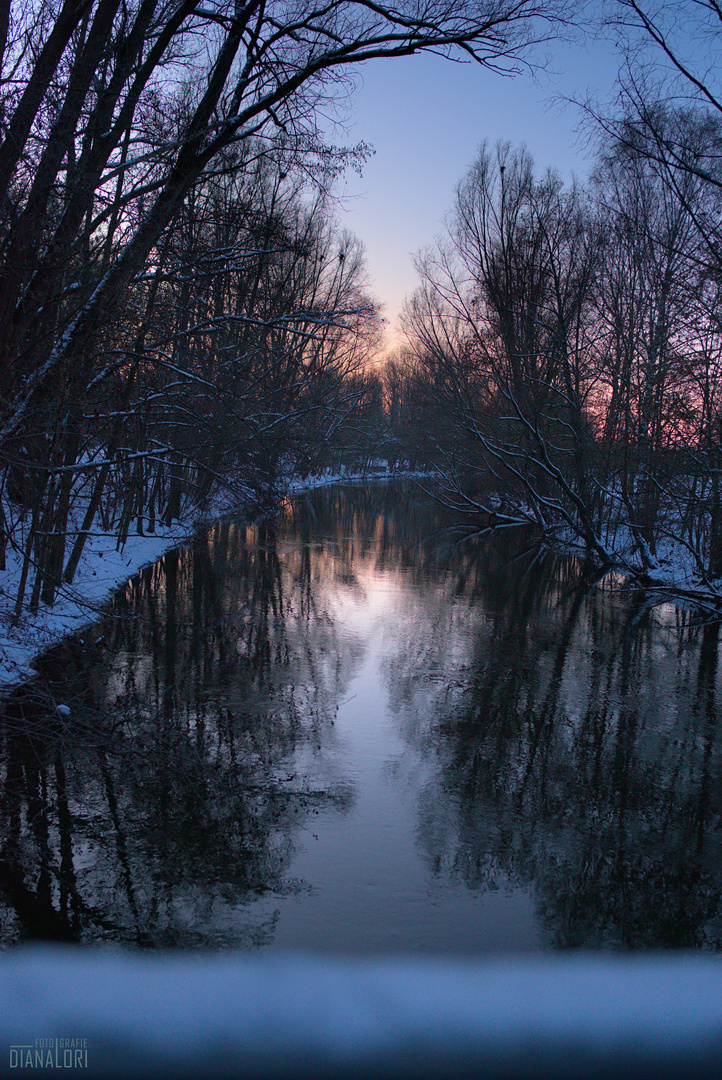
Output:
[1, 482, 721, 952]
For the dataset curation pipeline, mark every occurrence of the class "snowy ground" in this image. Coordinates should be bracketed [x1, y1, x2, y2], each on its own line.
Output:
[0, 467, 387, 699]
[0, 517, 194, 694]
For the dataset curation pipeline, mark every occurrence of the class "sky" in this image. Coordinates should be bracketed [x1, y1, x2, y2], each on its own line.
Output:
[331, 33, 625, 354]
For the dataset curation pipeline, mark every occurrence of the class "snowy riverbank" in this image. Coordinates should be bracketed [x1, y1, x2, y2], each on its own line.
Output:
[0, 467, 389, 698]
[6, 461, 710, 701]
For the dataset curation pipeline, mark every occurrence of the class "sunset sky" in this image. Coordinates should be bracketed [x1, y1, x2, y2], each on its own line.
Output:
[336, 32, 624, 353]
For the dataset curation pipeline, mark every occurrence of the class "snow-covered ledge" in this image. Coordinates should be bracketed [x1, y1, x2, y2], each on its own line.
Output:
[1, 949, 722, 1078]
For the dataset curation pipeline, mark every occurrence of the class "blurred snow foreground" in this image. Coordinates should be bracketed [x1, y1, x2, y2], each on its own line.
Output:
[1, 950, 722, 1079]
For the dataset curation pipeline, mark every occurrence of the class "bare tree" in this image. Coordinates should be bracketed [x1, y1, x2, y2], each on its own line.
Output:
[590, 123, 705, 566]
[0, 0, 567, 618]
[587, 2, 722, 584]
[0, 0, 564, 447]
[404, 119, 722, 606]
[404, 142, 604, 556]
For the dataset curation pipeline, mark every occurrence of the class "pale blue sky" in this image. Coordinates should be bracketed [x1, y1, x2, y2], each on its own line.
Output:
[334, 36, 624, 352]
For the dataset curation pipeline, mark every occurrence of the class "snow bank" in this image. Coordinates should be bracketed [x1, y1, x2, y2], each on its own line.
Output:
[1, 948, 721, 1078]
[0, 517, 199, 694]
[0, 467, 409, 697]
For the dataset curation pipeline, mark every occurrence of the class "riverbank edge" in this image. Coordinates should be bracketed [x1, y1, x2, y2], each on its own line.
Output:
[7, 467, 714, 702]
[0, 468, 402, 699]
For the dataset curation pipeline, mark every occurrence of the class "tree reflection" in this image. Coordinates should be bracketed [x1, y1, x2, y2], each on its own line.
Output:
[385, 532, 722, 950]
[0, 508, 359, 948]
[4, 484, 722, 953]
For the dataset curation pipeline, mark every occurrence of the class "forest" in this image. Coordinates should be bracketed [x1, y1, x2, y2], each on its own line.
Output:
[2, 0, 722, 635]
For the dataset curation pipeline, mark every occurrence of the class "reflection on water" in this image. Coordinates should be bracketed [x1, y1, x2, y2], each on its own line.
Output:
[1, 484, 722, 952]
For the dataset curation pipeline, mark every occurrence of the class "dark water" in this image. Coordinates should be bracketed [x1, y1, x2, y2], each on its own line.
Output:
[2, 483, 722, 952]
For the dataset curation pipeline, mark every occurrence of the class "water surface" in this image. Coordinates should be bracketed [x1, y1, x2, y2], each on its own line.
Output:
[2, 484, 721, 952]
